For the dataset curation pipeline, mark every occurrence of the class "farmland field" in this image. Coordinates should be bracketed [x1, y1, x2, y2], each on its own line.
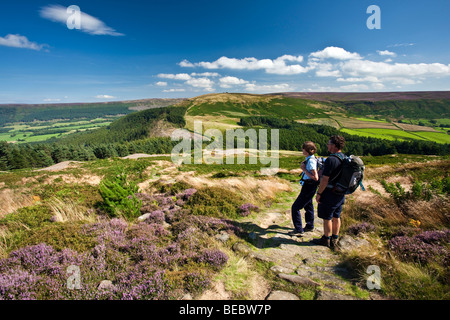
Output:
[340, 128, 429, 142]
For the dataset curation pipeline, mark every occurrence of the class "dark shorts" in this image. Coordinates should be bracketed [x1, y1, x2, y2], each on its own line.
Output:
[317, 189, 345, 221]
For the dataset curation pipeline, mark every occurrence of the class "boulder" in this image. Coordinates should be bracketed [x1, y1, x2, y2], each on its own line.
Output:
[266, 290, 300, 300]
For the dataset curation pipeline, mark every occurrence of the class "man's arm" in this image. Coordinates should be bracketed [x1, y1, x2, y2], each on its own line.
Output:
[316, 176, 329, 203]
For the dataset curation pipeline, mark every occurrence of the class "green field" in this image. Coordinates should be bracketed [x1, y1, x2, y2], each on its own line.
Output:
[0, 118, 114, 143]
[340, 128, 431, 142]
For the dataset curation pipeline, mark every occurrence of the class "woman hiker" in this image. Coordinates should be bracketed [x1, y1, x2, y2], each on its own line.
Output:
[289, 141, 319, 236]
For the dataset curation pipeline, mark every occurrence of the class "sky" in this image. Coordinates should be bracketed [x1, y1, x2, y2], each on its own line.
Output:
[0, 0, 450, 103]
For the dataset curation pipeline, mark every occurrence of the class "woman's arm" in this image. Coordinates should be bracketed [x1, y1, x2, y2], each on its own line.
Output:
[303, 169, 319, 181]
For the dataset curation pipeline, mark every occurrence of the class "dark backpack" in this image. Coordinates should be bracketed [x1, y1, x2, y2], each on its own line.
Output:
[316, 157, 326, 181]
[328, 154, 366, 195]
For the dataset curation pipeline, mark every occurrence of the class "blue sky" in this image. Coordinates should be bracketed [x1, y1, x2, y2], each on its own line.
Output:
[1, 0, 450, 103]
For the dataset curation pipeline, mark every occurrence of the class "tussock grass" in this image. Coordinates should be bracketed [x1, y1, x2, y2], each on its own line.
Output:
[47, 197, 96, 223]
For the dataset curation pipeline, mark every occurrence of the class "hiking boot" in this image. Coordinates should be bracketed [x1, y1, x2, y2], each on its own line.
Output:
[311, 235, 331, 248]
[303, 225, 315, 232]
[330, 237, 340, 251]
[288, 230, 304, 237]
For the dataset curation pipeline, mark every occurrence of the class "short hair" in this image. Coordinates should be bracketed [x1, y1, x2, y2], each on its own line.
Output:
[329, 135, 345, 150]
[302, 141, 317, 155]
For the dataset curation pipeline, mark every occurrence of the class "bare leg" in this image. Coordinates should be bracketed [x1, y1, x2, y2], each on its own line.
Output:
[332, 217, 341, 236]
[323, 219, 332, 237]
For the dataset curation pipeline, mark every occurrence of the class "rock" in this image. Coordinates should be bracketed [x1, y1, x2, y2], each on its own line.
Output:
[98, 280, 115, 291]
[266, 290, 300, 300]
[215, 231, 230, 242]
[232, 242, 253, 255]
[137, 213, 151, 222]
[181, 293, 193, 300]
[270, 265, 295, 274]
[338, 235, 370, 252]
[316, 290, 358, 300]
[278, 273, 320, 287]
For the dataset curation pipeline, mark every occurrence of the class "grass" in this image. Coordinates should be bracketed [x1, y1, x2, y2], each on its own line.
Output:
[340, 128, 433, 142]
[0, 118, 115, 144]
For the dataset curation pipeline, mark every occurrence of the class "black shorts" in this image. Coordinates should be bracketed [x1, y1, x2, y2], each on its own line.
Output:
[317, 189, 345, 221]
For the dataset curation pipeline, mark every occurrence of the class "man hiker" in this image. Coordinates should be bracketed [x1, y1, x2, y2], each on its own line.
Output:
[312, 135, 346, 250]
[289, 141, 319, 236]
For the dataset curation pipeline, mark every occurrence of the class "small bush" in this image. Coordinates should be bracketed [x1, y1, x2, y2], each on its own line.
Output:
[347, 222, 376, 236]
[99, 173, 142, 219]
[0, 205, 53, 232]
[185, 187, 244, 218]
[388, 230, 449, 265]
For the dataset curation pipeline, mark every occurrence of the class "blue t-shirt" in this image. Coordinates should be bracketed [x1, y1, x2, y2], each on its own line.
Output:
[300, 155, 317, 185]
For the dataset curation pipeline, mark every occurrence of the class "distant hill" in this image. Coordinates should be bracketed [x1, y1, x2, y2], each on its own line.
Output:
[0, 98, 186, 126]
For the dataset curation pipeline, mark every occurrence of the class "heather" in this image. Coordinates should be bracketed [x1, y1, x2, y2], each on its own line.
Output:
[0, 185, 241, 300]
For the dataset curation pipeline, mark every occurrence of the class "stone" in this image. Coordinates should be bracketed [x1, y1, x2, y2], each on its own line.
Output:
[316, 290, 358, 300]
[137, 213, 151, 222]
[98, 280, 115, 291]
[215, 231, 230, 242]
[270, 265, 295, 274]
[266, 290, 300, 300]
[338, 235, 370, 252]
[278, 273, 321, 287]
[232, 242, 253, 255]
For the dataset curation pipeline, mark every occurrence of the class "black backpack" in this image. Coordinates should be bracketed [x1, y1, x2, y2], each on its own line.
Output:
[328, 153, 366, 195]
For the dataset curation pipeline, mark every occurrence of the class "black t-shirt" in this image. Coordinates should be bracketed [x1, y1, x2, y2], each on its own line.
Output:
[323, 152, 345, 183]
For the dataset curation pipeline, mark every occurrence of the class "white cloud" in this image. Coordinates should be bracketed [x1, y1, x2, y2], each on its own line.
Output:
[157, 73, 192, 80]
[219, 76, 249, 88]
[95, 95, 116, 99]
[178, 59, 195, 67]
[0, 34, 47, 51]
[155, 81, 167, 86]
[163, 88, 186, 92]
[191, 72, 220, 77]
[39, 5, 124, 36]
[309, 46, 362, 61]
[377, 50, 396, 57]
[341, 60, 450, 78]
[180, 54, 308, 75]
[185, 77, 215, 91]
[245, 83, 293, 93]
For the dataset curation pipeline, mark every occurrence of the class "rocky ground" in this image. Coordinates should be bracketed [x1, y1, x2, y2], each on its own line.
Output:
[199, 183, 385, 300]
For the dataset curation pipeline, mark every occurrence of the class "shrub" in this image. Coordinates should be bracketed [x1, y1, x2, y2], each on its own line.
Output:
[185, 187, 244, 218]
[388, 230, 449, 265]
[99, 173, 142, 219]
[183, 271, 211, 294]
[0, 205, 53, 232]
[197, 249, 228, 270]
[347, 222, 376, 236]
[239, 203, 259, 217]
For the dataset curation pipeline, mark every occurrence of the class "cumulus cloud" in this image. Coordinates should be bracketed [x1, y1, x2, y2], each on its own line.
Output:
[377, 50, 396, 57]
[245, 83, 293, 93]
[0, 34, 47, 51]
[219, 76, 249, 88]
[39, 4, 124, 36]
[157, 73, 192, 80]
[185, 77, 215, 91]
[309, 46, 362, 61]
[163, 88, 186, 92]
[190, 72, 220, 77]
[180, 54, 308, 75]
[155, 81, 167, 86]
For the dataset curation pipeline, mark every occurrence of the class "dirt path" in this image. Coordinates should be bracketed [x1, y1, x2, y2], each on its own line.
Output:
[208, 183, 381, 300]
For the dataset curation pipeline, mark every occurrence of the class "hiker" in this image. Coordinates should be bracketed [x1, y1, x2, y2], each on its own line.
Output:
[312, 135, 346, 250]
[289, 141, 319, 236]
